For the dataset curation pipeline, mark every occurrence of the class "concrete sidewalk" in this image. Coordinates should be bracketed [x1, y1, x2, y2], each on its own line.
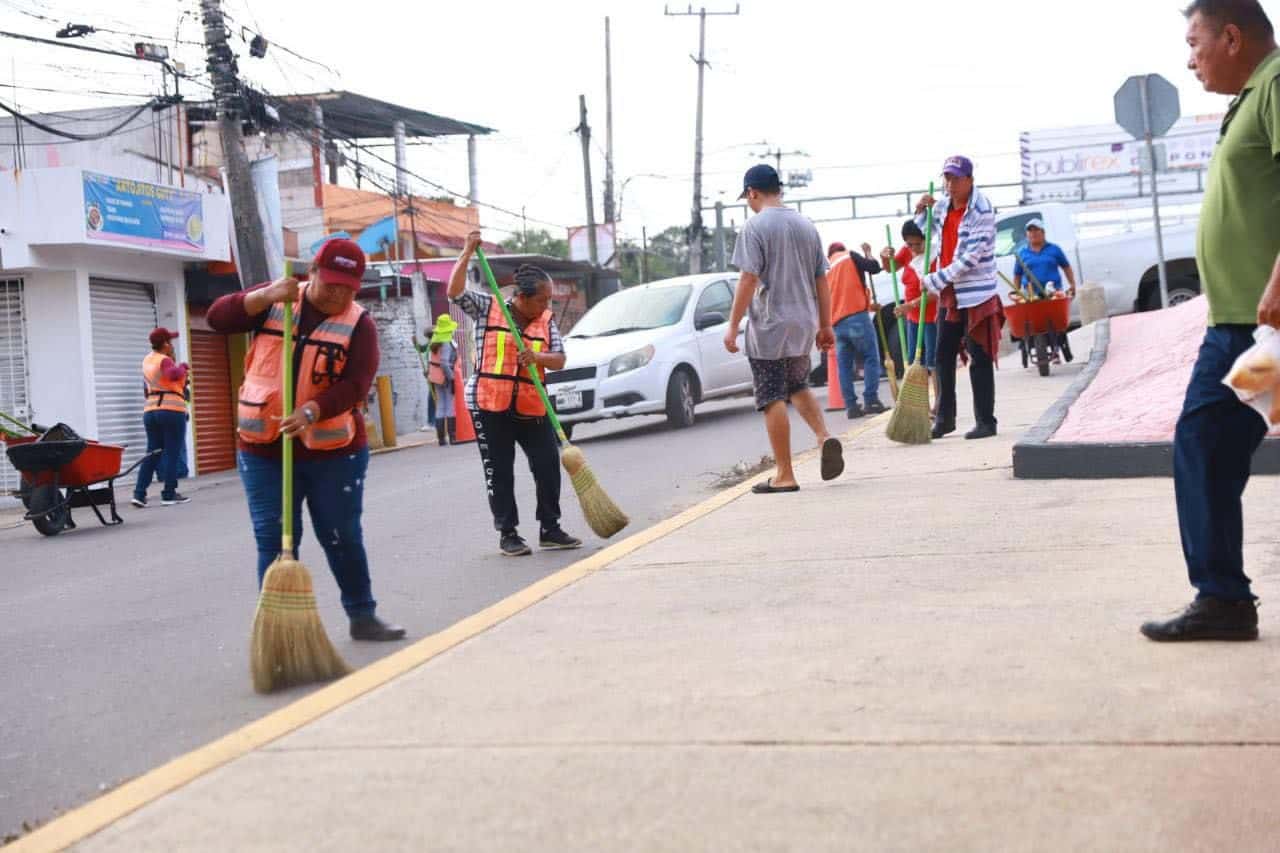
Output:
[26, 331, 1280, 852]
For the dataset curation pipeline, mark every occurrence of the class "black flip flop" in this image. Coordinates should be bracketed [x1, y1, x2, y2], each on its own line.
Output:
[752, 478, 799, 494]
[820, 437, 845, 481]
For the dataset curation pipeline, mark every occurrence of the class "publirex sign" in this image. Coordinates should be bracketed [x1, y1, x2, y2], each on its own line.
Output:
[83, 171, 205, 253]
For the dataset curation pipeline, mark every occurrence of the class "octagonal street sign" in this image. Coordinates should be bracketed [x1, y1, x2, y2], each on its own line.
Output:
[1115, 74, 1180, 139]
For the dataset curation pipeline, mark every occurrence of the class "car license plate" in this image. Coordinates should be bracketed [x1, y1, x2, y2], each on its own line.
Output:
[556, 390, 583, 411]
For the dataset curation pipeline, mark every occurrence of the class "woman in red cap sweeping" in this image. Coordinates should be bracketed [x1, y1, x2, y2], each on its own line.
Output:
[208, 238, 406, 643]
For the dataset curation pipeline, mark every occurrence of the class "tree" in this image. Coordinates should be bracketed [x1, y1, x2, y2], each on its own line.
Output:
[500, 228, 569, 258]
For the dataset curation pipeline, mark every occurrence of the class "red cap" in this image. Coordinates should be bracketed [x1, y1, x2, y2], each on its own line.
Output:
[827, 241, 846, 257]
[149, 327, 179, 348]
[313, 238, 366, 290]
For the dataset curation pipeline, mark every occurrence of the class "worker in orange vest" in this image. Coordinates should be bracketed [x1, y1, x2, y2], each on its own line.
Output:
[132, 327, 191, 508]
[207, 238, 405, 643]
[448, 231, 582, 557]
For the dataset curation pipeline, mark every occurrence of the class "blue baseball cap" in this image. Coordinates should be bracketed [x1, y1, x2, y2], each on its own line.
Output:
[942, 155, 974, 178]
[739, 163, 782, 199]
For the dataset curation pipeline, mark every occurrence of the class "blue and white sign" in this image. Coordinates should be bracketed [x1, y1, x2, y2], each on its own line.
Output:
[83, 171, 205, 252]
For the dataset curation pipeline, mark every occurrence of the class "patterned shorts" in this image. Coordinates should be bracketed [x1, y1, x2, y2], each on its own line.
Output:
[749, 356, 812, 411]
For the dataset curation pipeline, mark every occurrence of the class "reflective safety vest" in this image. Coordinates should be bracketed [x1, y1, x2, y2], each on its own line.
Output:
[474, 297, 551, 416]
[237, 284, 366, 451]
[142, 351, 188, 414]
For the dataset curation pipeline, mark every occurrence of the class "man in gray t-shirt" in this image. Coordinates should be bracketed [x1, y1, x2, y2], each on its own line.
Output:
[726, 164, 844, 493]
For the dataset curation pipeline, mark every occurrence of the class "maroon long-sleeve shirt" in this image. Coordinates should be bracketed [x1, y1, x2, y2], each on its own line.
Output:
[207, 283, 378, 460]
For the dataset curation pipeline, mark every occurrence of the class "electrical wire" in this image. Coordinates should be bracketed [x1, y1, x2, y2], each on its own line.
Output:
[0, 96, 156, 140]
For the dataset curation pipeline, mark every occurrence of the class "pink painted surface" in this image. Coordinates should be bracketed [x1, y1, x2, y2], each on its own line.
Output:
[1052, 297, 1208, 443]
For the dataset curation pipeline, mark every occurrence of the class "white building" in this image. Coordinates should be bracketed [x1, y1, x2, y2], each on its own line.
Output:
[0, 165, 231, 496]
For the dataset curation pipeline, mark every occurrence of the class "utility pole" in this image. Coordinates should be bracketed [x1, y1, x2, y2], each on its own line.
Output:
[603, 16, 616, 226]
[755, 144, 808, 182]
[714, 201, 726, 272]
[200, 0, 269, 288]
[666, 4, 740, 274]
[576, 94, 599, 266]
[641, 225, 649, 284]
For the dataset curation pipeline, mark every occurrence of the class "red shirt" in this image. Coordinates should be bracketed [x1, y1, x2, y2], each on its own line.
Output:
[896, 246, 937, 323]
[940, 207, 964, 268]
[207, 284, 378, 460]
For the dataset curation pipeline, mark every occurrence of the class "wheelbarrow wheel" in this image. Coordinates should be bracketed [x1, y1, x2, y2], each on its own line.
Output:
[1035, 334, 1051, 377]
[28, 484, 70, 536]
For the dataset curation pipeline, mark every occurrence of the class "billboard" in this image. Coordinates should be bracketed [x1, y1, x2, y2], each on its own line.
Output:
[83, 171, 205, 252]
[1019, 114, 1222, 208]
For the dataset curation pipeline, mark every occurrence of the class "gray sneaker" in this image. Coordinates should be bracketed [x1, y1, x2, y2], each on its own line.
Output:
[161, 493, 192, 506]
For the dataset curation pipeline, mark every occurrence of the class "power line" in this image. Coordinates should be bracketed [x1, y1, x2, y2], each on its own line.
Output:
[0, 96, 157, 140]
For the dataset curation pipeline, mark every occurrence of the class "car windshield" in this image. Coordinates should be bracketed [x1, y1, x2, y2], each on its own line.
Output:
[569, 285, 693, 338]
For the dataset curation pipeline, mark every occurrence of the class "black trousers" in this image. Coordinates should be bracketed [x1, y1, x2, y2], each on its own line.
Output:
[936, 309, 996, 428]
[472, 408, 562, 535]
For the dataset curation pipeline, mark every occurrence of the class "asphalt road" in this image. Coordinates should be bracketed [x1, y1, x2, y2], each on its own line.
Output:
[0, 388, 846, 839]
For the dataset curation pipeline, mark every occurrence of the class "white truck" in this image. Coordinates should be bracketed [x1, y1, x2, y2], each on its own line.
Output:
[992, 202, 1200, 319]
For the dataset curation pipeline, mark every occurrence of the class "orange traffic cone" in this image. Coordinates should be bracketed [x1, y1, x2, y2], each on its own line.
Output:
[824, 347, 846, 412]
[451, 362, 476, 444]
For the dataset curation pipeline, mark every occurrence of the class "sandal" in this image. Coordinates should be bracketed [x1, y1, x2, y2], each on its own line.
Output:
[751, 478, 800, 494]
[820, 437, 845, 481]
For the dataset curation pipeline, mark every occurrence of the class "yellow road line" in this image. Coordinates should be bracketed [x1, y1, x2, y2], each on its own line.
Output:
[10, 413, 886, 853]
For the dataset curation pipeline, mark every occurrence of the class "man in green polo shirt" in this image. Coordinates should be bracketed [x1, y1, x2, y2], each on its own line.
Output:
[1142, 0, 1280, 642]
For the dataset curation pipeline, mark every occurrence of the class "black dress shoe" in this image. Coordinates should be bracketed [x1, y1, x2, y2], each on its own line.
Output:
[1140, 597, 1258, 642]
[931, 421, 956, 439]
[965, 423, 998, 440]
[350, 615, 407, 642]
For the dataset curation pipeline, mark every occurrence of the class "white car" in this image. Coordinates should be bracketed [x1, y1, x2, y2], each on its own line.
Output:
[546, 273, 755, 437]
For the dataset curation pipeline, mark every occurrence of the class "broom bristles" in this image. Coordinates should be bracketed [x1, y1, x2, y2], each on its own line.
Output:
[885, 363, 932, 445]
[560, 443, 629, 539]
[250, 557, 350, 694]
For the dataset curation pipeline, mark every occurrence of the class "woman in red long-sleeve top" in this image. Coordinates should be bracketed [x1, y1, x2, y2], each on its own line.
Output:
[207, 238, 405, 643]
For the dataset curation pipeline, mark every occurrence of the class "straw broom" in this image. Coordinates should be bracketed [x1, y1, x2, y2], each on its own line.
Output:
[250, 269, 350, 694]
[886, 186, 936, 445]
[474, 249, 629, 539]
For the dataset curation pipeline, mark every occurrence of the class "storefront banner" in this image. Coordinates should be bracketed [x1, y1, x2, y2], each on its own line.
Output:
[83, 171, 205, 252]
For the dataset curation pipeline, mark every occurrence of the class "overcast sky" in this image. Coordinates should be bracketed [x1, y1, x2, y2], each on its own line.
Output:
[2, 0, 1271, 251]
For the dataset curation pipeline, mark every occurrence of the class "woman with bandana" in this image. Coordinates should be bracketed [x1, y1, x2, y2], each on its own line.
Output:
[448, 231, 583, 557]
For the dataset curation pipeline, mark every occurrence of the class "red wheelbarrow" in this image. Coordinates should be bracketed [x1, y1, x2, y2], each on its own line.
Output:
[3, 422, 158, 536]
[1006, 297, 1071, 377]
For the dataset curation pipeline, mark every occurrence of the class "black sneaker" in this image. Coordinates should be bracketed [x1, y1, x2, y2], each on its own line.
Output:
[130, 495, 147, 508]
[965, 423, 997, 440]
[350, 614, 407, 642]
[1140, 597, 1259, 642]
[540, 528, 583, 550]
[500, 531, 532, 556]
[161, 493, 191, 506]
[864, 399, 887, 415]
[846, 403, 865, 419]
[931, 421, 956, 439]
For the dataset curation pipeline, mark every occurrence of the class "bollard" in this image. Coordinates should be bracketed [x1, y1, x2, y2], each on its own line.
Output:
[375, 375, 397, 448]
[824, 347, 846, 412]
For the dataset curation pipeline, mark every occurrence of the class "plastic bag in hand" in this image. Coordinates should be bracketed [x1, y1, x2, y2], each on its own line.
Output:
[1223, 325, 1280, 427]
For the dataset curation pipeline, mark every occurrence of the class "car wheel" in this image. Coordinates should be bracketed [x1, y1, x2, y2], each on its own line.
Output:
[1144, 276, 1200, 311]
[666, 370, 697, 429]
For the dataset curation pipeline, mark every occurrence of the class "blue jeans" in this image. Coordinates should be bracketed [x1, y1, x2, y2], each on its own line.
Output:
[237, 447, 376, 619]
[134, 409, 187, 501]
[906, 319, 938, 370]
[834, 312, 881, 409]
[1174, 326, 1268, 601]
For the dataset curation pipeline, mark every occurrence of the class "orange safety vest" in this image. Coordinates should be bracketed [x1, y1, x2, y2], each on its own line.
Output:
[142, 351, 188, 414]
[474, 297, 551, 417]
[236, 284, 367, 451]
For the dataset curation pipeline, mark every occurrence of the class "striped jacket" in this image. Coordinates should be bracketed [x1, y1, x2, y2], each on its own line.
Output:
[914, 188, 998, 309]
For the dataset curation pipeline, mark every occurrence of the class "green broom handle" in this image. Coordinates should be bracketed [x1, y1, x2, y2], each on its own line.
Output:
[916, 181, 934, 365]
[280, 261, 294, 553]
[0, 410, 36, 434]
[884, 224, 910, 364]
[473, 248, 571, 444]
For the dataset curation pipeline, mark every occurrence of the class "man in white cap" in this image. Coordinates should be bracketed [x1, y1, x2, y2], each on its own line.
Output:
[1013, 217, 1077, 363]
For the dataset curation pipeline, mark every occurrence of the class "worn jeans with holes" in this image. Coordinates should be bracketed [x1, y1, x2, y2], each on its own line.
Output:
[237, 447, 376, 619]
[834, 312, 881, 409]
[133, 409, 187, 501]
[1174, 326, 1268, 601]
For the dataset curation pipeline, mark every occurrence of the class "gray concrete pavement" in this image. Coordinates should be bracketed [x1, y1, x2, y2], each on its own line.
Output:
[57, 330, 1280, 851]
[0, 391, 846, 840]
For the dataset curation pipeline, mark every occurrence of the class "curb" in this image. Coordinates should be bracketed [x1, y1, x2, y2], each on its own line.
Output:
[6, 416, 886, 852]
[1012, 318, 1280, 478]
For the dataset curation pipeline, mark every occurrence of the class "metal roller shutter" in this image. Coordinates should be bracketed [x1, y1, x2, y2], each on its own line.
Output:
[0, 279, 31, 495]
[89, 279, 158, 470]
[189, 327, 235, 474]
